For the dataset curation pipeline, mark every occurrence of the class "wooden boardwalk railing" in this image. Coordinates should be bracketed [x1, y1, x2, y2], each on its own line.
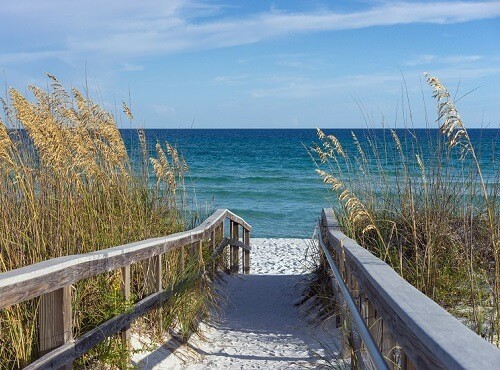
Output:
[319, 208, 500, 369]
[0, 209, 251, 369]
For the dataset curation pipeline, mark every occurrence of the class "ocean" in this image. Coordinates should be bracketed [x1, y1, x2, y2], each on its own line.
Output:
[120, 129, 498, 238]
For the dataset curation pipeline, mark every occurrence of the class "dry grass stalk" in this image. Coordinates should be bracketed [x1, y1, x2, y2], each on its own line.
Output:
[313, 75, 499, 344]
[0, 74, 211, 368]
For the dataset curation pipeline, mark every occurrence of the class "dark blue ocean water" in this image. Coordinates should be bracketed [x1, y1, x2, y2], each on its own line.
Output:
[120, 129, 498, 238]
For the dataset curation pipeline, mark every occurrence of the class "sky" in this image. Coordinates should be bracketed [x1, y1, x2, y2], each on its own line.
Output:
[0, 0, 499, 128]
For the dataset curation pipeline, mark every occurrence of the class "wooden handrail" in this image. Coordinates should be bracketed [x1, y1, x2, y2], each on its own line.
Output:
[24, 237, 235, 369]
[0, 209, 250, 309]
[320, 208, 500, 369]
[0, 209, 251, 369]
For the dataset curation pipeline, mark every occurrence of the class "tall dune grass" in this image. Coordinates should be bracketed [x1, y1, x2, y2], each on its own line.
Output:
[313, 75, 499, 344]
[0, 75, 213, 368]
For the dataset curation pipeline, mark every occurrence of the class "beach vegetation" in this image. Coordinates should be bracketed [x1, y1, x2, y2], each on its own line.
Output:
[313, 75, 499, 344]
[0, 75, 216, 368]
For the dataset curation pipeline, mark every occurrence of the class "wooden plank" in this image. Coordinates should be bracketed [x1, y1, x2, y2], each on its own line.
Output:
[210, 230, 216, 252]
[26, 273, 197, 370]
[230, 221, 239, 274]
[322, 227, 341, 328]
[243, 229, 250, 274]
[0, 209, 252, 309]
[0, 210, 252, 368]
[322, 208, 500, 370]
[28, 237, 234, 370]
[401, 352, 416, 370]
[230, 239, 251, 251]
[38, 286, 72, 370]
[210, 229, 216, 273]
[211, 238, 231, 257]
[381, 320, 397, 369]
[220, 221, 228, 271]
[224, 209, 252, 232]
[120, 265, 131, 352]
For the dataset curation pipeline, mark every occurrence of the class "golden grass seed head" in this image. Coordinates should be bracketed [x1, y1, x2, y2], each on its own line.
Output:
[0, 119, 16, 169]
[316, 127, 326, 140]
[122, 101, 134, 120]
[327, 134, 345, 157]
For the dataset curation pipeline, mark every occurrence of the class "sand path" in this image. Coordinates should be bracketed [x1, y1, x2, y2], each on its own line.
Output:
[132, 238, 340, 369]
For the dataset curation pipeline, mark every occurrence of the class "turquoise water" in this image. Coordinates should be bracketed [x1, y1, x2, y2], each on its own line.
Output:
[121, 129, 498, 238]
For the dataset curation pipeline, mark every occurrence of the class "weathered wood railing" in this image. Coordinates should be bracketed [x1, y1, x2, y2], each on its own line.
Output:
[319, 208, 500, 369]
[0, 209, 251, 369]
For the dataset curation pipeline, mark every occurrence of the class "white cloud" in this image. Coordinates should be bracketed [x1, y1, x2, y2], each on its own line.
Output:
[1, 1, 500, 61]
[406, 54, 483, 66]
[153, 104, 177, 117]
[214, 75, 248, 84]
[82, 1, 500, 55]
[250, 72, 403, 98]
[0, 51, 66, 64]
[121, 63, 145, 72]
[248, 66, 500, 99]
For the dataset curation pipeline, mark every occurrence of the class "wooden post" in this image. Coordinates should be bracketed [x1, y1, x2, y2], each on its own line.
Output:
[39, 286, 72, 370]
[401, 352, 416, 370]
[230, 221, 239, 274]
[243, 229, 250, 274]
[120, 265, 131, 352]
[367, 299, 377, 341]
[220, 221, 227, 272]
[340, 248, 346, 282]
[381, 320, 397, 369]
[189, 242, 196, 263]
[210, 230, 216, 253]
[319, 224, 327, 270]
[229, 221, 233, 272]
[328, 244, 342, 328]
[329, 270, 350, 361]
[220, 222, 228, 271]
[345, 265, 360, 365]
[210, 229, 216, 272]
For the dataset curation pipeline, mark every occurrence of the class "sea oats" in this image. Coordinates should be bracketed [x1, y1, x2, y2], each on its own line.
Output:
[0, 119, 15, 169]
[351, 131, 367, 164]
[316, 127, 345, 158]
[326, 134, 345, 157]
[138, 128, 148, 161]
[166, 142, 180, 169]
[316, 169, 343, 191]
[390, 129, 402, 153]
[316, 127, 326, 140]
[156, 142, 170, 174]
[47, 73, 71, 107]
[0, 75, 192, 367]
[416, 154, 426, 185]
[425, 73, 470, 158]
[0, 97, 15, 126]
[313, 144, 329, 163]
[122, 101, 134, 120]
[150, 157, 165, 179]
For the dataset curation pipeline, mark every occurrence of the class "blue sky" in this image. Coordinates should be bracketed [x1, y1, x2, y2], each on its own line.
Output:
[0, 1, 499, 128]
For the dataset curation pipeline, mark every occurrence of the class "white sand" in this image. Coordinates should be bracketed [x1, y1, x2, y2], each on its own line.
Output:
[131, 238, 341, 369]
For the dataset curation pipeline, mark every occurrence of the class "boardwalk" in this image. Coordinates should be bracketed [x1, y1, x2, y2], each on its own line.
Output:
[132, 238, 341, 369]
[3, 209, 498, 369]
